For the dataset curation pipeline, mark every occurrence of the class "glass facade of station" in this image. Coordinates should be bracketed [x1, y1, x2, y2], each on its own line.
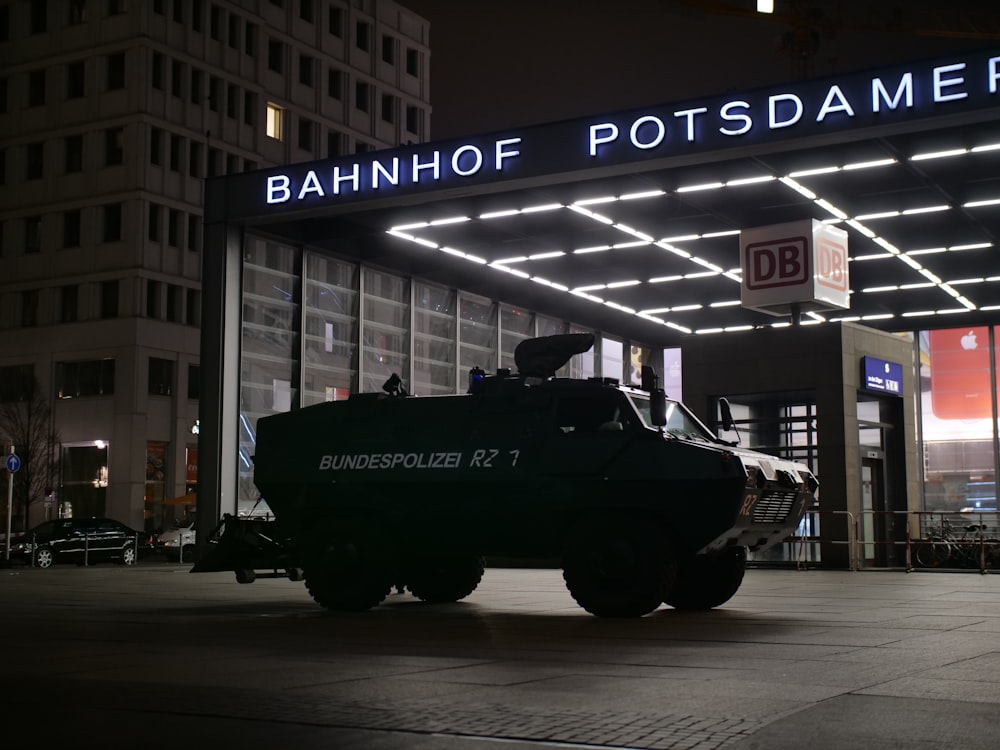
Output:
[236, 232, 1000, 533]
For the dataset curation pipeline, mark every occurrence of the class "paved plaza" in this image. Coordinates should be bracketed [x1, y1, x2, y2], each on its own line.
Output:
[1, 562, 999, 749]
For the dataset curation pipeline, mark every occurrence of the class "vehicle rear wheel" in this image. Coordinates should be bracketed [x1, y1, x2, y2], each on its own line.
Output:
[406, 552, 485, 603]
[120, 545, 137, 566]
[562, 517, 672, 618]
[35, 547, 55, 569]
[304, 522, 394, 612]
[664, 547, 747, 610]
[235, 568, 256, 584]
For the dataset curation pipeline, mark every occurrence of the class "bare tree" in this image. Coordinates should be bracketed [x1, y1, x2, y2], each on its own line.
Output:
[0, 380, 59, 530]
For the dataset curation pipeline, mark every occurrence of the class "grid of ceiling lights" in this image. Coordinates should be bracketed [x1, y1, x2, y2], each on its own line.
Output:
[387, 142, 1000, 336]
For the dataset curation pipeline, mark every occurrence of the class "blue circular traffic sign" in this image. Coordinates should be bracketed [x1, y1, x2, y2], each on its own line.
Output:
[6, 454, 20, 473]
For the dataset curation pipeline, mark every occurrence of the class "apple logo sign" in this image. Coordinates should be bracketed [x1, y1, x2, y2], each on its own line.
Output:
[960, 330, 978, 350]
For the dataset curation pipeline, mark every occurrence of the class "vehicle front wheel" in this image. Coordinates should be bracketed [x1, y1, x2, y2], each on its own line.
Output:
[406, 552, 485, 603]
[664, 547, 747, 610]
[304, 522, 394, 612]
[35, 547, 55, 568]
[120, 545, 137, 566]
[562, 517, 672, 618]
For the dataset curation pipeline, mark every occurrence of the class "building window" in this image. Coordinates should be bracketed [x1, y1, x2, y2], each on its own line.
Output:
[192, 0, 203, 32]
[166, 284, 180, 322]
[102, 204, 122, 243]
[208, 76, 220, 111]
[154, 0, 165, 14]
[25, 216, 42, 254]
[171, 60, 184, 98]
[173, 0, 184, 23]
[210, 4, 221, 40]
[207, 147, 221, 177]
[26, 142, 44, 179]
[328, 6, 342, 36]
[168, 209, 180, 246]
[187, 215, 201, 252]
[104, 127, 124, 166]
[63, 210, 81, 248]
[150, 128, 163, 166]
[190, 69, 203, 104]
[152, 53, 164, 90]
[28, 69, 46, 107]
[170, 134, 183, 171]
[226, 83, 238, 118]
[266, 102, 283, 140]
[189, 143, 201, 176]
[60, 285, 79, 322]
[30, 0, 47, 34]
[298, 118, 313, 151]
[381, 35, 395, 65]
[406, 48, 420, 77]
[299, 54, 314, 87]
[148, 203, 162, 241]
[380, 94, 395, 124]
[327, 68, 342, 100]
[146, 280, 160, 317]
[355, 81, 369, 112]
[227, 13, 240, 49]
[244, 92, 256, 125]
[186, 289, 200, 325]
[67, 61, 85, 98]
[267, 39, 283, 73]
[187, 364, 200, 399]
[244, 22, 257, 55]
[355, 21, 370, 52]
[21, 290, 39, 327]
[327, 130, 342, 157]
[405, 105, 421, 135]
[300, 0, 314, 22]
[0, 77, 6, 114]
[69, 0, 87, 24]
[56, 359, 117, 398]
[0, 364, 35, 402]
[149, 357, 174, 396]
[100, 279, 119, 318]
[108, 0, 126, 15]
[106, 52, 125, 91]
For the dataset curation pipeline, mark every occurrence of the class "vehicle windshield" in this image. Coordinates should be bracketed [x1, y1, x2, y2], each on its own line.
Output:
[626, 393, 718, 442]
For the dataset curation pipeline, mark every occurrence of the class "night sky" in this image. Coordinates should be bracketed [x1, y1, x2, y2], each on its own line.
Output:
[401, 0, 998, 140]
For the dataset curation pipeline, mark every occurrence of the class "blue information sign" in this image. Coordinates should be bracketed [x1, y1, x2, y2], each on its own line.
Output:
[6, 454, 21, 473]
[862, 356, 903, 396]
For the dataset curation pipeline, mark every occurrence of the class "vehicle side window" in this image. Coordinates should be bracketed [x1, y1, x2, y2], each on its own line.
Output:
[553, 393, 627, 434]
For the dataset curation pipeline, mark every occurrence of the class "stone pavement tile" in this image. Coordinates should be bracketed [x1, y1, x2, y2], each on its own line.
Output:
[858, 674, 1000, 703]
[726, 694, 1000, 750]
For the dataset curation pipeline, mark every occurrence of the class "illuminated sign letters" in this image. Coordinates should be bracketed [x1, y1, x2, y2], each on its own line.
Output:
[862, 356, 903, 395]
[247, 50, 1000, 216]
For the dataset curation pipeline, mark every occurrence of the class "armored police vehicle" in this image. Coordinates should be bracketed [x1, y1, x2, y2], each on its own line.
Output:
[197, 333, 817, 617]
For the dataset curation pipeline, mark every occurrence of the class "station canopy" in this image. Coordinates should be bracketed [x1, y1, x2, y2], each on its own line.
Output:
[214, 48, 1000, 345]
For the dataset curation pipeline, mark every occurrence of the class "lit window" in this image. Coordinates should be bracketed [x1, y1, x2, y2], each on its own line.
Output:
[266, 102, 283, 140]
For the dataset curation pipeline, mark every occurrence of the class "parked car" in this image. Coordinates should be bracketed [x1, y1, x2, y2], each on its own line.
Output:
[8, 518, 147, 568]
[155, 523, 196, 561]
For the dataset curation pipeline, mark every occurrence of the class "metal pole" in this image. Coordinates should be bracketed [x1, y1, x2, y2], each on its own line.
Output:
[5, 445, 14, 561]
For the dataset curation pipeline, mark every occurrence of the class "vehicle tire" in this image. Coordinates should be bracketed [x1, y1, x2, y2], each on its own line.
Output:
[664, 547, 747, 610]
[915, 542, 950, 568]
[304, 522, 394, 612]
[181, 544, 195, 559]
[35, 547, 55, 569]
[406, 553, 485, 603]
[120, 545, 137, 566]
[562, 517, 672, 618]
[235, 568, 256, 584]
[286, 567, 305, 582]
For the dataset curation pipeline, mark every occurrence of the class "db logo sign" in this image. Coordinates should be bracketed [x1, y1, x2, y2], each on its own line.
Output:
[816, 236, 848, 291]
[744, 236, 808, 290]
